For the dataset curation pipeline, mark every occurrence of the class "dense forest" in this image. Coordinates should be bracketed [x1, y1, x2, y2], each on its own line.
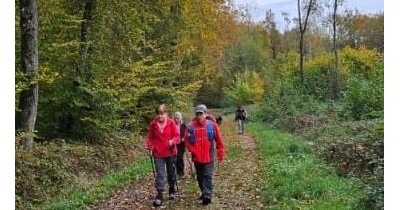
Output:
[15, 0, 383, 209]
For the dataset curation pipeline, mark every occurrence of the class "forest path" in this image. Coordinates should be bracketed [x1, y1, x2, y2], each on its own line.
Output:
[88, 115, 265, 209]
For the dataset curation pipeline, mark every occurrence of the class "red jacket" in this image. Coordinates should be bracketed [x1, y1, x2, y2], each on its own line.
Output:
[146, 117, 179, 158]
[184, 119, 225, 163]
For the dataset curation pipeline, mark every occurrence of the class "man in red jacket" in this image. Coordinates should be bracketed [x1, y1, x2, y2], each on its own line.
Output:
[146, 104, 180, 207]
[185, 104, 225, 205]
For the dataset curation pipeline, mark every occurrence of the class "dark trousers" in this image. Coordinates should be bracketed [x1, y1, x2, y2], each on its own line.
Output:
[194, 161, 214, 199]
[154, 155, 176, 192]
[176, 142, 185, 176]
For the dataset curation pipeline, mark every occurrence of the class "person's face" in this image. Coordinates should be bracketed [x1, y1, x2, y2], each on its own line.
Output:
[195, 112, 206, 122]
[157, 111, 167, 122]
[174, 117, 180, 124]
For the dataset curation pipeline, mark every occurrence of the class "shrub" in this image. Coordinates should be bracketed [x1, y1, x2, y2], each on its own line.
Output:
[341, 71, 383, 120]
[224, 71, 266, 106]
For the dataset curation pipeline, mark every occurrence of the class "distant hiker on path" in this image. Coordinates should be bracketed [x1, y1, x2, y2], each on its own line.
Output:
[146, 104, 180, 207]
[173, 111, 187, 179]
[235, 106, 247, 135]
[215, 115, 223, 125]
[185, 104, 225, 205]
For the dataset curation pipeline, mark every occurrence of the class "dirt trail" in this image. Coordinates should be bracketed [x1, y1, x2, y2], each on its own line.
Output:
[88, 116, 264, 209]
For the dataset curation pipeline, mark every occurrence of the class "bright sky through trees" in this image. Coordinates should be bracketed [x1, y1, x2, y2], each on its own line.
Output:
[234, 0, 384, 30]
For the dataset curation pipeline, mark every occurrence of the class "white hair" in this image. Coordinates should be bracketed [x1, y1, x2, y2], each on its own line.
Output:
[174, 112, 183, 121]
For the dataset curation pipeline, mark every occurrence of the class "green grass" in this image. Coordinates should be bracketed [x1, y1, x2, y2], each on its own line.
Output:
[42, 157, 150, 210]
[247, 122, 367, 210]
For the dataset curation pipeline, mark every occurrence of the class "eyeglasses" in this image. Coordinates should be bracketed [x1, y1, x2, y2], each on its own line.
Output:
[195, 112, 204, 116]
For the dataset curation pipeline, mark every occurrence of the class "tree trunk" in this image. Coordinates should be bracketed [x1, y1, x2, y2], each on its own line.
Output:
[332, 0, 340, 99]
[264, 9, 278, 60]
[271, 44, 277, 59]
[19, 0, 39, 149]
[299, 32, 305, 85]
[78, 0, 95, 79]
[298, 0, 304, 85]
[297, 0, 314, 86]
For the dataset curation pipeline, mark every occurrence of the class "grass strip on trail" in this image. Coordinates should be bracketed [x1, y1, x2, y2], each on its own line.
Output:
[42, 157, 150, 210]
[247, 122, 367, 210]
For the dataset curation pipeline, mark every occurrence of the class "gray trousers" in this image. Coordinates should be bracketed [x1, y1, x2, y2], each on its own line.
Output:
[238, 119, 245, 134]
[194, 141, 215, 199]
[194, 161, 214, 198]
[154, 155, 176, 191]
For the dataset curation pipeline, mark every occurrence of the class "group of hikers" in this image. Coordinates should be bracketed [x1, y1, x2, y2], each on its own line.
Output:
[145, 104, 247, 207]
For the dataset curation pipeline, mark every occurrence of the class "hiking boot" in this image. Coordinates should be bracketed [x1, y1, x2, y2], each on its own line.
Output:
[153, 190, 163, 207]
[198, 194, 204, 200]
[169, 192, 176, 200]
[169, 187, 176, 200]
[202, 196, 211, 205]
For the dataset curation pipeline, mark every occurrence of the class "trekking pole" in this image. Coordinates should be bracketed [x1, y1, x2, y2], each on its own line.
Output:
[170, 146, 180, 196]
[217, 159, 220, 174]
[185, 152, 195, 179]
[148, 151, 156, 179]
[172, 162, 180, 196]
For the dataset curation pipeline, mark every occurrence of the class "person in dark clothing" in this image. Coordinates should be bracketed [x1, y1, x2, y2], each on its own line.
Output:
[215, 115, 223, 125]
[235, 106, 247, 134]
[173, 112, 186, 179]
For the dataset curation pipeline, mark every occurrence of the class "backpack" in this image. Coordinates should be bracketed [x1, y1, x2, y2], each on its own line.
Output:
[187, 120, 214, 144]
[237, 109, 247, 120]
[205, 115, 215, 122]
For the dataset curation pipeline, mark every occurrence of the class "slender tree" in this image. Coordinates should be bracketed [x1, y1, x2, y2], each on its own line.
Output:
[78, 0, 96, 79]
[281, 12, 292, 53]
[263, 9, 280, 59]
[332, 0, 341, 99]
[297, 0, 316, 85]
[19, 0, 39, 149]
